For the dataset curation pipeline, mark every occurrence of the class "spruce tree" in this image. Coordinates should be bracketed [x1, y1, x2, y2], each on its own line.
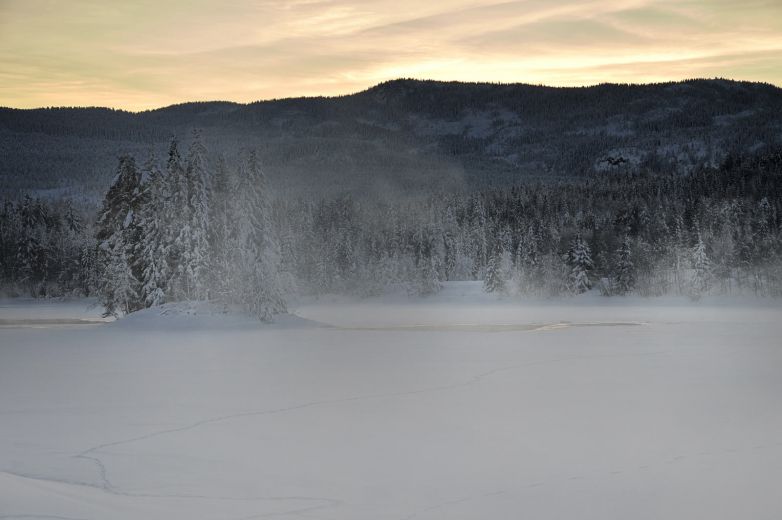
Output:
[484, 246, 506, 293]
[95, 155, 144, 315]
[228, 151, 286, 320]
[164, 138, 189, 301]
[614, 236, 635, 295]
[104, 242, 139, 316]
[411, 254, 442, 296]
[689, 234, 712, 300]
[137, 158, 169, 307]
[566, 233, 593, 294]
[515, 226, 541, 294]
[182, 132, 211, 300]
[207, 155, 234, 301]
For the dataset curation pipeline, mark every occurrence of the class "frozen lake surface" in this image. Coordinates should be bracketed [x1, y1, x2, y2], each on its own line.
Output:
[2, 285, 782, 519]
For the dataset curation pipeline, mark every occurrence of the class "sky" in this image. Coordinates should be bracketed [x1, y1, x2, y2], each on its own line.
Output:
[1, 0, 781, 111]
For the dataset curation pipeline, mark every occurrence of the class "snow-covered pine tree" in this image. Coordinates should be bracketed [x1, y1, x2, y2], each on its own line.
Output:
[95, 155, 144, 315]
[499, 248, 514, 290]
[335, 229, 356, 285]
[181, 132, 211, 300]
[163, 138, 189, 301]
[14, 196, 44, 293]
[689, 234, 712, 300]
[104, 241, 139, 316]
[470, 197, 488, 278]
[314, 239, 334, 294]
[275, 219, 299, 298]
[483, 245, 506, 293]
[207, 155, 234, 301]
[566, 233, 593, 294]
[442, 205, 458, 280]
[541, 250, 568, 296]
[228, 151, 286, 320]
[614, 235, 635, 295]
[137, 157, 169, 307]
[410, 254, 441, 296]
[514, 226, 541, 294]
[64, 201, 82, 234]
[55, 200, 84, 294]
[78, 244, 98, 296]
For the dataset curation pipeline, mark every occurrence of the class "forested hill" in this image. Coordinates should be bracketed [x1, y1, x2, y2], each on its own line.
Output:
[2, 78, 782, 200]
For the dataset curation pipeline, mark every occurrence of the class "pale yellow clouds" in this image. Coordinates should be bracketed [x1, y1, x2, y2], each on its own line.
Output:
[1, 0, 780, 110]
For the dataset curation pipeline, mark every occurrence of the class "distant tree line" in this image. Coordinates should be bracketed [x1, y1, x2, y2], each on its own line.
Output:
[0, 196, 96, 297]
[2, 141, 781, 317]
[275, 150, 782, 301]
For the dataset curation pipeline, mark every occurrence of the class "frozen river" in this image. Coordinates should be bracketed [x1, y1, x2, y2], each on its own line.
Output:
[2, 288, 782, 519]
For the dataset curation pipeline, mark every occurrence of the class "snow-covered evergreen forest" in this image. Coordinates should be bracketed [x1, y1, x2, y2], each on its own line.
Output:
[2, 135, 781, 318]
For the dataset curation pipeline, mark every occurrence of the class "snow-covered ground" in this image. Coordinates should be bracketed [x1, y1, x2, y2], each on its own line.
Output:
[2, 284, 782, 519]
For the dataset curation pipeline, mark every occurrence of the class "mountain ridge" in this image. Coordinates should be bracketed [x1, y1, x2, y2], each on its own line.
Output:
[2, 78, 781, 201]
[2, 77, 779, 113]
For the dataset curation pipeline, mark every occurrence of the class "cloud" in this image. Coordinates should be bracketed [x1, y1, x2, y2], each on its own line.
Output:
[461, 18, 651, 53]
